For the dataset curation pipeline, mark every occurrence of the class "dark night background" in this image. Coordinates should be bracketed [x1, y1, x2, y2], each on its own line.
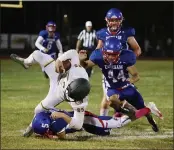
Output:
[0, 1, 173, 57]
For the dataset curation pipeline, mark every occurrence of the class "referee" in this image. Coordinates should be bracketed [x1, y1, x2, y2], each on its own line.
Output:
[76, 21, 97, 77]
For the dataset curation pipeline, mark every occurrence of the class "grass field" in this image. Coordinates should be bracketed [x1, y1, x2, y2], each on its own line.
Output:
[1, 59, 173, 149]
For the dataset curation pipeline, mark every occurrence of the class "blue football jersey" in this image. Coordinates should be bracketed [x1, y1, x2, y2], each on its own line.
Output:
[89, 49, 136, 89]
[38, 30, 60, 57]
[45, 110, 113, 136]
[49, 110, 73, 134]
[96, 27, 135, 50]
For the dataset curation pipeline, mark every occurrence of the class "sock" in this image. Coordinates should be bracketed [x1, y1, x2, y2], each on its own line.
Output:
[100, 108, 109, 116]
[135, 107, 150, 119]
[105, 115, 131, 128]
[24, 53, 35, 64]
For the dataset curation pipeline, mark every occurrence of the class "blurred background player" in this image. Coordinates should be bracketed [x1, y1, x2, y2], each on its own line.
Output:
[35, 21, 63, 59]
[80, 37, 163, 132]
[10, 21, 63, 78]
[76, 21, 98, 77]
[96, 8, 142, 117]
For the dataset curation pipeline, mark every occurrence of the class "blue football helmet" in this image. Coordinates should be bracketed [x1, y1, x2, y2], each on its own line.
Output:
[46, 21, 56, 32]
[32, 112, 51, 135]
[105, 8, 123, 33]
[102, 37, 122, 63]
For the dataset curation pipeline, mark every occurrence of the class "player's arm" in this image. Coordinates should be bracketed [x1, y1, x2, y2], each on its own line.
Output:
[35, 35, 48, 53]
[127, 65, 140, 84]
[51, 111, 72, 124]
[55, 49, 79, 73]
[51, 110, 84, 130]
[127, 28, 141, 57]
[95, 30, 103, 49]
[127, 37, 141, 57]
[79, 50, 97, 68]
[96, 40, 103, 49]
[81, 60, 96, 69]
[56, 39, 63, 57]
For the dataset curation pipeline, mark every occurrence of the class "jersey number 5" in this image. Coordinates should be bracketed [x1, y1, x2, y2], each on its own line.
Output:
[41, 123, 49, 128]
[108, 70, 126, 83]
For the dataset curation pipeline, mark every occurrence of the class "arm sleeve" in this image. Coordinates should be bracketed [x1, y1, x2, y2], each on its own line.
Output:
[58, 49, 80, 65]
[127, 28, 135, 37]
[89, 50, 98, 64]
[35, 36, 45, 51]
[96, 30, 103, 41]
[56, 39, 63, 54]
[50, 118, 67, 134]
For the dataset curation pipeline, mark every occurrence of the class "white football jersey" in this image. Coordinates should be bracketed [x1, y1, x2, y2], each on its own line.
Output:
[58, 64, 89, 107]
[57, 49, 89, 110]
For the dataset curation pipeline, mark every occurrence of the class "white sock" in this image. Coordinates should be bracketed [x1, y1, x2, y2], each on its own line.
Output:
[24, 53, 35, 64]
[105, 116, 131, 128]
[100, 108, 109, 116]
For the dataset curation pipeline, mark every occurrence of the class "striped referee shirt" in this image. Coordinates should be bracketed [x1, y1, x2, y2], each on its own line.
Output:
[77, 29, 97, 48]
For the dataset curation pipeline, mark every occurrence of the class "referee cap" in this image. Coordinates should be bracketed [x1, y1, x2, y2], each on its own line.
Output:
[85, 21, 92, 27]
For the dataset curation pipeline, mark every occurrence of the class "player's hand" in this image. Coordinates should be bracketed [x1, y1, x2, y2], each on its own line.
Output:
[44, 48, 49, 53]
[51, 111, 63, 120]
[134, 49, 141, 57]
[79, 50, 87, 61]
[55, 59, 65, 73]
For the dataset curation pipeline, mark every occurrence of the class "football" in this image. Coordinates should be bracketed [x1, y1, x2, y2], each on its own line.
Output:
[59, 59, 71, 73]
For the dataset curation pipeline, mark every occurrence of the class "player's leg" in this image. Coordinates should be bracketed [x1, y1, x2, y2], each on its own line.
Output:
[32, 50, 59, 81]
[83, 107, 151, 136]
[100, 75, 110, 116]
[107, 88, 138, 120]
[10, 52, 36, 69]
[122, 85, 162, 132]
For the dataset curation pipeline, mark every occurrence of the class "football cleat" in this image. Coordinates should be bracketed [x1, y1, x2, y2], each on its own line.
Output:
[147, 102, 163, 120]
[146, 113, 159, 132]
[22, 126, 34, 137]
[10, 54, 30, 69]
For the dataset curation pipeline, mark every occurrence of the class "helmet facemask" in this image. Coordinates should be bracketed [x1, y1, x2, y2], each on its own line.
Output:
[106, 17, 123, 33]
[46, 24, 56, 37]
[64, 78, 90, 103]
[103, 49, 121, 64]
[64, 89, 79, 102]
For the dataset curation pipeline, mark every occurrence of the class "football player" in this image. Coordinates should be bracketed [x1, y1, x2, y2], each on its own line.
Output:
[96, 8, 141, 117]
[18, 49, 90, 137]
[10, 21, 63, 78]
[79, 37, 163, 132]
[31, 103, 157, 139]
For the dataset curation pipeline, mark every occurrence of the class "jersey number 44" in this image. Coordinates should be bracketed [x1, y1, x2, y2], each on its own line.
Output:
[108, 69, 126, 83]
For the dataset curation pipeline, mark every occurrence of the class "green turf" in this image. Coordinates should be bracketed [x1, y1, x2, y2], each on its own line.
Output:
[1, 60, 173, 149]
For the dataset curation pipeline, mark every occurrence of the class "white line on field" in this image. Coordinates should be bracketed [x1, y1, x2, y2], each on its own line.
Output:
[17, 129, 173, 140]
[88, 134, 173, 140]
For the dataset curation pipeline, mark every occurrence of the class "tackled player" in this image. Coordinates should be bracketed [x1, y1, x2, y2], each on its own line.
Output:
[15, 49, 91, 137]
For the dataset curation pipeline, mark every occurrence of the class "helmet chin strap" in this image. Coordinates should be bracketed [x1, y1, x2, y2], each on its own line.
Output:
[108, 26, 121, 35]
